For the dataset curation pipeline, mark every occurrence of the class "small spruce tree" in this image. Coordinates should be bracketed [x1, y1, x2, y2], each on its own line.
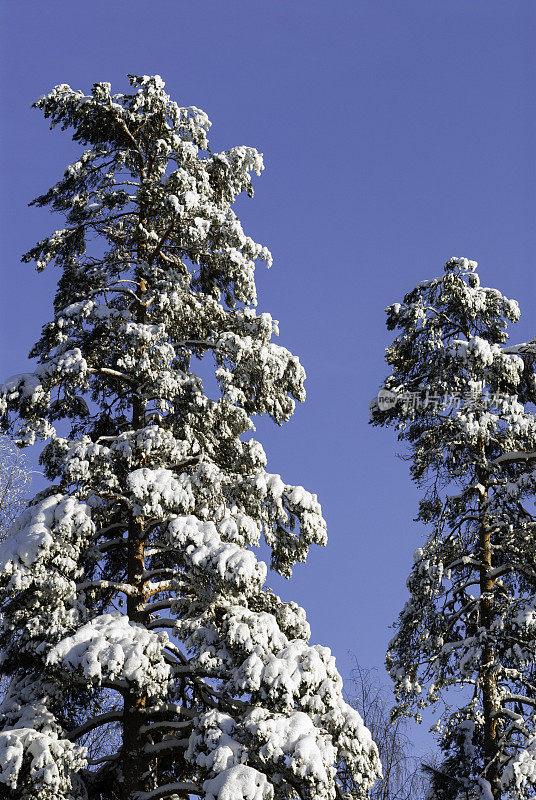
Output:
[0, 76, 381, 800]
[371, 258, 536, 799]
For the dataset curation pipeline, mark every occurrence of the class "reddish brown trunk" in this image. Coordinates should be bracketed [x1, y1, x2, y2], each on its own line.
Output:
[122, 521, 147, 798]
[122, 273, 149, 799]
[478, 470, 500, 799]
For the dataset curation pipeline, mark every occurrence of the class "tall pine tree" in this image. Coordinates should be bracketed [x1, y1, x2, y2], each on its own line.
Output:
[0, 76, 381, 800]
[371, 258, 536, 799]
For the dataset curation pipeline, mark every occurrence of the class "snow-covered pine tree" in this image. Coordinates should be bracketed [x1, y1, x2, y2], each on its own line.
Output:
[0, 75, 380, 800]
[371, 258, 536, 799]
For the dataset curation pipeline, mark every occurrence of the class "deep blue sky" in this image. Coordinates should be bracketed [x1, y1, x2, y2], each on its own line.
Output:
[1, 0, 535, 756]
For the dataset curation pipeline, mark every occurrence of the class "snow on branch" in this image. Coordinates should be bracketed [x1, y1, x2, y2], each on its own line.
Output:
[47, 612, 171, 696]
[0, 493, 93, 592]
[0, 726, 86, 795]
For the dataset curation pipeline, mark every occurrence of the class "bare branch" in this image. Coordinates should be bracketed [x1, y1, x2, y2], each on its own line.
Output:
[0, 436, 33, 540]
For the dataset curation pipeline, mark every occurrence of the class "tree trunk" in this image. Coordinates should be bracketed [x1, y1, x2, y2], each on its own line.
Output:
[478, 470, 500, 799]
[122, 520, 148, 799]
[122, 275, 149, 799]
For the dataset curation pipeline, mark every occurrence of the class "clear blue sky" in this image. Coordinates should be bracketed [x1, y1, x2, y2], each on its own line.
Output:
[1, 0, 535, 756]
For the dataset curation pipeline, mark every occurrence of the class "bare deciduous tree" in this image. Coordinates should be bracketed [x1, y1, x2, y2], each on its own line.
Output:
[343, 658, 429, 800]
[0, 435, 31, 540]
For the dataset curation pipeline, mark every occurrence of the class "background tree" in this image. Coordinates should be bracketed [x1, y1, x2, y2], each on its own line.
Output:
[0, 435, 31, 541]
[342, 657, 429, 800]
[0, 76, 380, 800]
[371, 258, 536, 799]
[0, 436, 32, 705]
